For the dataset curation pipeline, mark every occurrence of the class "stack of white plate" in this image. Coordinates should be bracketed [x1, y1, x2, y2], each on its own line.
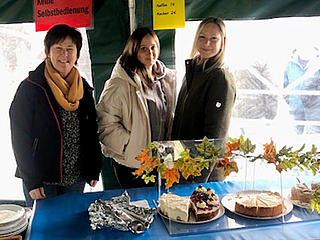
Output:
[0, 204, 29, 237]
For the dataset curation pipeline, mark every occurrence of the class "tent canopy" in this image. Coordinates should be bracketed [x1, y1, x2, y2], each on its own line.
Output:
[2, 0, 320, 97]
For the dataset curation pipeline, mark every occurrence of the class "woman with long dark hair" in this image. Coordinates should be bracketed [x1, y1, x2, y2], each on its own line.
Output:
[97, 27, 175, 188]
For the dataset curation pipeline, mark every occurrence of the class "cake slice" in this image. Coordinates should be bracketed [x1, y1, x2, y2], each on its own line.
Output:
[158, 192, 190, 222]
[311, 181, 320, 191]
[190, 185, 220, 221]
[291, 183, 313, 204]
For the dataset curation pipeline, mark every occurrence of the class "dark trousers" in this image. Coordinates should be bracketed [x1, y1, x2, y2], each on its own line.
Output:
[23, 180, 85, 207]
[112, 159, 156, 189]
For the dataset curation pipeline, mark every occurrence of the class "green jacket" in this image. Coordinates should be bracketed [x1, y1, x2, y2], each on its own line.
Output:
[172, 57, 236, 141]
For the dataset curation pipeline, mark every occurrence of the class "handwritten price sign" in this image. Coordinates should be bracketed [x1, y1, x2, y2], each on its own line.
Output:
[153, 0, 185, 30]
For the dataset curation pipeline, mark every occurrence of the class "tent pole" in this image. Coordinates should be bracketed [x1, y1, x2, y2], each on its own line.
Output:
[128, 0, 136, 34]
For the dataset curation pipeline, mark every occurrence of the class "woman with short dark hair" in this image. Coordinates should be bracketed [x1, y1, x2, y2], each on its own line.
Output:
[9, 24, 102, 207]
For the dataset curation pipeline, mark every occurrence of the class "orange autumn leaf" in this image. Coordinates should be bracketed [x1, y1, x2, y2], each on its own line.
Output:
[145, 156, 153, 168]
[226, 141, 241, 153]
[215, 157, 238, 177]
[193, 168, 202, 176]
[162, 167, 180, 189]
[152, 158, 160, 168]
[224, 151, 232, 158]
[216, 157, 230, 169]
[224, 141, 240, 158]
[263, 140, 277, 164]
[135, 149, 151, 162]
[132, 166, 144, 176]
[275, 163, 283, 173]
[133, 148, 159, 177]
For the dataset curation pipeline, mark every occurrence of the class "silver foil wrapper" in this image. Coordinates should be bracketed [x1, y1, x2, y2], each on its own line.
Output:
[88, 191, 156, 234]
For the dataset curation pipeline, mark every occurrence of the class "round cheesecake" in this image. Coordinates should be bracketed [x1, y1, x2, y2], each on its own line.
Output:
[234, 191, 284, 217]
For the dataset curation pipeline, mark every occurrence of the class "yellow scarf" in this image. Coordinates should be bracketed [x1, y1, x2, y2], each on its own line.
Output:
[45, 58, 83, 111]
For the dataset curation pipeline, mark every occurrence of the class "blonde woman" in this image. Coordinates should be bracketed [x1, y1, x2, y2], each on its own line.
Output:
[96, 27, 175, 188]
[172, 17, 236, 182]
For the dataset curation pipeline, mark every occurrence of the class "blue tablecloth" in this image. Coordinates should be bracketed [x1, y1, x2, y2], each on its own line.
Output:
[25, 180, 320, 240]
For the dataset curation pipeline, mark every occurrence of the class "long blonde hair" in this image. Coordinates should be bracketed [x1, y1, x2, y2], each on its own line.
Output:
[190, 17, 226, 69]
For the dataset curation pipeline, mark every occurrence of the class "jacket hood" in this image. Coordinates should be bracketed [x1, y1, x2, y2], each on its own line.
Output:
[110, 58, 168, 88]
[110, 58, 140, 88]
[153, 60, 167, 79]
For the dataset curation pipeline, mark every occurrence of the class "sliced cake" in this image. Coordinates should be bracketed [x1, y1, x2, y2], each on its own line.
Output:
[311, 181, 320, 191]
[158, 192, 190, 222]
[189, 185, 220, 221]
[291, 182, 313, 204]
[235, 191, 284, 217]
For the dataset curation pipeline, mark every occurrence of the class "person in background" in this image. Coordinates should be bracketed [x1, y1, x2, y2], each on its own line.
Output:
[283, 45, 320, 134]
[9, 24, 102, 207]
[171, 17, 236, 182]
[96, 27, 175, 189]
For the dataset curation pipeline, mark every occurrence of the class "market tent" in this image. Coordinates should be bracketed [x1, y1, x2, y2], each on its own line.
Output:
[1, 0, 320, 189]
[3, 0, 320, 98]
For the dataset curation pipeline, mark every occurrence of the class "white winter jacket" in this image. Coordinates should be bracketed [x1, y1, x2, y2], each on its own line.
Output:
[96, 59, 175, 168]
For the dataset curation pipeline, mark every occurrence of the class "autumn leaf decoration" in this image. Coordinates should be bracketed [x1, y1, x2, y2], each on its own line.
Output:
[133, 136, 320, 189]
[134, 135, 320, 212]
[234, 138, 320, 175]
[222, 135, 320, 175]
[133, 137, 239, 189]
[227, 136, 320, 213]
[133, 142, 160, 184]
